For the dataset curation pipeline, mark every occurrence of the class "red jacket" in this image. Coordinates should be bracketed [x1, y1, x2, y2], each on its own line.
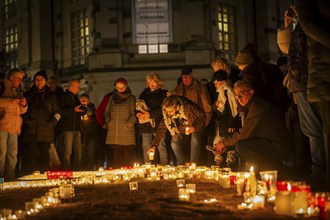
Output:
[96, 92, 112, 125]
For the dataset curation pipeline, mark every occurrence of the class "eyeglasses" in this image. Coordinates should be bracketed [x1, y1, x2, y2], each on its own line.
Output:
[234, 90, 251, 98]
[13, 76, 23, 82]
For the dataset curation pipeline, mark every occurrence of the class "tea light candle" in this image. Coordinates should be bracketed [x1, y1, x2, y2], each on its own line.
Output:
[219, 174, 230, 188]
[293, 191, 307, 215]
[275, 184, 293, 216]
[149, 151, 154, 161]
[176, 179, 185, 188]
[129, 181, 138, 190]
[252, 195, 265, 209]
[185, 127, 189, 135]
[229, 174, 236, 186]
[178, 188, 190, 201]
[186, 183, 196, 193]
[204, 198, 218, 203]
[60, 183, 74, 199]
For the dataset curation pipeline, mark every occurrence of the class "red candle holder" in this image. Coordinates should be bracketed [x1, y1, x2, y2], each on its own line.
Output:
[229, 175, 237, 186]
[276, 181, 289, 191]
[46, 171, 73, 179]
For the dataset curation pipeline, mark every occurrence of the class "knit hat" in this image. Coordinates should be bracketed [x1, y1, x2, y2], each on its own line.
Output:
[235, 50, 254, 66]
[212, 70, 228, 82]
[181, 66, 192, 75]
[114, 77, 128, 86]
[34, 70, 47, 81]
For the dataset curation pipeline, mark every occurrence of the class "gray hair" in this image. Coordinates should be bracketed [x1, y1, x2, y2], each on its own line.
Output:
[7, 68, 25, 79]
[234, 80, 254, 90]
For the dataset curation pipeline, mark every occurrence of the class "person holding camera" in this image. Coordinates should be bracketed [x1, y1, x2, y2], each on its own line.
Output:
[277, 3, 325, 189]
[0, 68, 27, 180]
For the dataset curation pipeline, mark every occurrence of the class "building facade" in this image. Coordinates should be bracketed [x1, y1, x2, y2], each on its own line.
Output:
[0, 0, 289, 105]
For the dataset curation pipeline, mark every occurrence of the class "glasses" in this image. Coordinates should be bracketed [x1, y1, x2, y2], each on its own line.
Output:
[234, 90, 251, 98]
[13, 76, 23, 82]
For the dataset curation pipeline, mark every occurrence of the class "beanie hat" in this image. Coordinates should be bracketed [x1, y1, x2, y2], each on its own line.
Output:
[235, 50, 254, 66]
[34, 70, 47, 81]
[212, 70, 228, 82]
[114, 77, 128, 86]
[181, 66, 192, 75]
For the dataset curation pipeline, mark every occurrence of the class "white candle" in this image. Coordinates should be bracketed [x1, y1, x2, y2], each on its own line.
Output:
[275, 186, 294, 216]
[249, 166, 256, 195]
[178, 188, 190, 201]
[252, 195, 265, 209]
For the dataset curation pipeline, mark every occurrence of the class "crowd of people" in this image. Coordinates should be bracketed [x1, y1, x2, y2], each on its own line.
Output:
[0, 1, 328, 192]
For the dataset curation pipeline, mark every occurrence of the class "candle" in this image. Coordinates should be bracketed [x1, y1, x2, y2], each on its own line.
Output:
[149, 151, 154, 161]
[60, 183, 74, 199]
[129, 181, 138, 190]
[178, 188, 190, 201]
[219, 174, 230, 188]
[176, 179, 185, 188]
[186, 183, 196, 193]
[274, 183, 294, 216]
[252, 195, 265, 209]
[250, 166, 256, 195]
[229, 174, 237, 186]
[315, 192, 326, 220]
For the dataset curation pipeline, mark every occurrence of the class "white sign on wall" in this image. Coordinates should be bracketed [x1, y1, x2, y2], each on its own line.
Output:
[132, 0, 172, 44]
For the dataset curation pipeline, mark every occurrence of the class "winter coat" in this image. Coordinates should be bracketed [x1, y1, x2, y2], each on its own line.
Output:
[57, 90, 86, 132]
[171, 78, 212, 126]
[151, 96, 206, 146]
[223, 96, 292, 161]
[295, 0, 330, 102]
[104, 90, 137, 145]
[81, 103, 98, 140]
[0, 79, 27, 134]
[137, 88, 168, 133]
[277, 23, 308, 93]
[22, 85, 61, 143]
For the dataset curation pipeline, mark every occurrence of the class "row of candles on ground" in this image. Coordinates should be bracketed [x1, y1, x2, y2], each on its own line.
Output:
[0, 180, 75, 219]
[0, 163, 245, 190]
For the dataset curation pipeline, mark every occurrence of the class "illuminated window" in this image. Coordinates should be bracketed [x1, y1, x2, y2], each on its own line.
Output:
[3, 25, 18, 68]
[71, 9, 90, 66]
[217, 4, 237, 61]
[4, 0, 16, 20]
[133, 0, 171, 54]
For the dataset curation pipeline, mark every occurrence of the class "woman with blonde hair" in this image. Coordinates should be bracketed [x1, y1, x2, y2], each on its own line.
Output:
[136, 72, 168, 165]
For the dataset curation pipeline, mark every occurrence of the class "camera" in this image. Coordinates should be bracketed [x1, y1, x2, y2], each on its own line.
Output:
[287, 8, 295, 17]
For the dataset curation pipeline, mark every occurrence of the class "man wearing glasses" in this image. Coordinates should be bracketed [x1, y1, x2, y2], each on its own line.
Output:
[213, 80, 293, 174]
[0, 68, 27, 180]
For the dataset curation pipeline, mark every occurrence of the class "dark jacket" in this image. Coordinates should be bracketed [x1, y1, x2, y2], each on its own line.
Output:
[278, 23, 308, 93]
[137, 87, 168, 133]
[57, 90, 86, 132]
[151, 96, 206, 146]
[81, 103, 98, 139]
[23, 85, 61, 143]
[296, 0, 330, 102]
[223, 96, 292, 161]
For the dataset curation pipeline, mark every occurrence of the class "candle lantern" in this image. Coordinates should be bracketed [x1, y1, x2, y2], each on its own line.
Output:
[274, 183, 294, 216]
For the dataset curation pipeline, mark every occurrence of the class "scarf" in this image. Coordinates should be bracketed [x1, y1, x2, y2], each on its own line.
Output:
[162, 101, 188, 137]
[136, 99, 155, 128]
[216, 82, 238, 118]
[112, 88, 132, 104]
